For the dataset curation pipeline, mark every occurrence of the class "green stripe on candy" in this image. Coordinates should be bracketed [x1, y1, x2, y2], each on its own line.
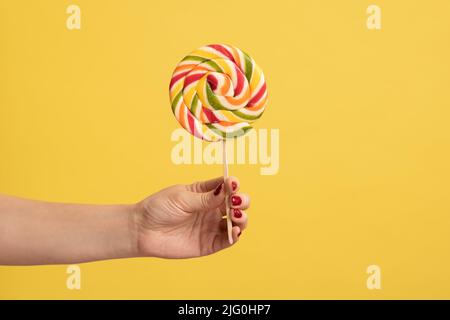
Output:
[243, 52, 253, 82]
[206, 85, 227, 110]
[205, 60, 222, 72]
[171, 91, 182, 113]
[181, 55, 207, 63]
[206, 124, 253, 139]
[233, 109, 263, 121]
[190, 94, 200, 115]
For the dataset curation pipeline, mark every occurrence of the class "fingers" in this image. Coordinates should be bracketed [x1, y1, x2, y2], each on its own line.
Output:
[187, 176, 241, 196]
[225, 177, 249, 210]
[230, 208, 248, 231]
[212, 176, 248, 252]
[215, 225, 241, 251]
[188, 176, 223, 193]
[225, 176, 240, 194]
[226, 178, 248, 241]
[229, 193, 250, 210]
[183, 176, 248, 213]
[182, 184, 225, 212]
[185, 176, 249, 253]
[231, 225, 241, 243]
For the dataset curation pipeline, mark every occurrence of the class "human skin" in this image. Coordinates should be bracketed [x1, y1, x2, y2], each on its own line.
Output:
[0, 176, 249, 265]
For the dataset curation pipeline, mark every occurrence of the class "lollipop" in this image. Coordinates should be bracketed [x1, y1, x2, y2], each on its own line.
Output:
[169, 44, 268, 243]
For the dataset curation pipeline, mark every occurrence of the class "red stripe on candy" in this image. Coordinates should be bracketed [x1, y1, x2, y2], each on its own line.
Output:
[234, 67, 244, 96]
[202, 107, 220, 123]
[187, 112, 198, 137]
[184, 73, 204, 88]
[169, 71, 189, 89]
[208, 44, 235, 63]
[248, 83, 266, 106]
[207, 74, 218, 91]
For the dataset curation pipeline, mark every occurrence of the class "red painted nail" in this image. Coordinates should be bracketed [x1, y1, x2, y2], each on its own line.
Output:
[231, 181, 238, 191]
[213, 184, 222, 196]
[233, 208, 242, 218]
[231, 195, 242, 206]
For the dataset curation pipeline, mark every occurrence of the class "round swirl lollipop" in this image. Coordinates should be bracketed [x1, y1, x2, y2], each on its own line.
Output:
[169, 44, 268, 243]
[169, 44, 268, 141]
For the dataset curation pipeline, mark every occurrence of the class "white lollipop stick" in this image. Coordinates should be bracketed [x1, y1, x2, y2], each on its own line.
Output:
[223, 139, 233, 245]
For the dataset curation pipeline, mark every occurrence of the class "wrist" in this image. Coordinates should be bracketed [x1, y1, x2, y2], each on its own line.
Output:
[97, 203, 142, 261]
[132, 200, 160, 258]
[122, 203, 138, 258]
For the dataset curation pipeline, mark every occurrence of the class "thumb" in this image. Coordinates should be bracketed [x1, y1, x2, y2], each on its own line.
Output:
[184, 183, 225, 211]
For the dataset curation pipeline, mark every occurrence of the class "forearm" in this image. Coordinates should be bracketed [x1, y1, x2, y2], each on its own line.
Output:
[0, 194, 139, 265]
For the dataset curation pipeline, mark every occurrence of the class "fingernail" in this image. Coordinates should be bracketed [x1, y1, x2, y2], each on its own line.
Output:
[231, 181, 238, 191]
[233, 208, 242, 218]
[213, 184, 222, 196]
[231, 195, 242, 206]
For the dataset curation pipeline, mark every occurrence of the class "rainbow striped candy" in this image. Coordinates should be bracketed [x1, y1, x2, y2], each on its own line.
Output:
[169, 44, 268, 141]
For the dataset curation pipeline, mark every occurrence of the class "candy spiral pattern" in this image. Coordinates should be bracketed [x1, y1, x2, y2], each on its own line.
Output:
[169, 44, 268, 141]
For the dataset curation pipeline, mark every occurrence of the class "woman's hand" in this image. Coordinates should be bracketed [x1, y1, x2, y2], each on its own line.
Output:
[135, 176, 250, 259]
[0, 177, 249, 265]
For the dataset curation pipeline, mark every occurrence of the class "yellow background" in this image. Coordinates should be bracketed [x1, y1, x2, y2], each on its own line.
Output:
[1, 0, 450, 299]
